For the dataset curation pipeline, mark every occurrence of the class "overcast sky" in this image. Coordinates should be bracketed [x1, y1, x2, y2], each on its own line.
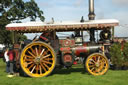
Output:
[25, 0, 128, 39]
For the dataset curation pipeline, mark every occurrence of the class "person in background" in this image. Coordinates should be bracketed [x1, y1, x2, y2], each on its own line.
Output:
[8, 48, 15, 75]
[4, 48, 10, 73]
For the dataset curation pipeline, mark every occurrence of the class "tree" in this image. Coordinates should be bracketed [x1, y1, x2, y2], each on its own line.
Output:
[0, 0, 45, 46]
[17, 33, 27, 42]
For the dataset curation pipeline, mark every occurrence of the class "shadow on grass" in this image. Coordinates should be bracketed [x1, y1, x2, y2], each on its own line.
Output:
[19, 67, 88, 78]
[51, 67, 88, 76]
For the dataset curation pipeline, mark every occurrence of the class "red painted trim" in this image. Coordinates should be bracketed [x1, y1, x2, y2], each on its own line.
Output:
[75, 46, 88, 56]
[40, 36, 48, 41]
[60, 47, 71, 51]
[6, 27, 26, 31]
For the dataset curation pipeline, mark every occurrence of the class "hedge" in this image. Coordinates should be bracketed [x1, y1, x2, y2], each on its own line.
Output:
[109, 42, 128, 69]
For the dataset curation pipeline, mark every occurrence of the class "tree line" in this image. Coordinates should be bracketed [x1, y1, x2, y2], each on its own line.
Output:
[0, 0, 45, 46]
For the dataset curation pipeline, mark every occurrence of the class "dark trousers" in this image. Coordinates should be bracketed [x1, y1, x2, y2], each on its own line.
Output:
[6, 61, 10, 73]
[9, 61, 14, 74]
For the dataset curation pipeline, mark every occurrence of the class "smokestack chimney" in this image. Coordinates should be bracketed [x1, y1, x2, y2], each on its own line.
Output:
[88, 0, 95, 43]
[88, 0, 95, 20]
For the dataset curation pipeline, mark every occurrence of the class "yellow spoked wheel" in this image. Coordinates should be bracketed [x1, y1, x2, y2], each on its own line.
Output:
[85, 53, 109, 76]
[20, 41, 56, 77]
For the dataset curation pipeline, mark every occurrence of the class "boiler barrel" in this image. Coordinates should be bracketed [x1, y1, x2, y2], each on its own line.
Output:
[72, 45, 102, 57]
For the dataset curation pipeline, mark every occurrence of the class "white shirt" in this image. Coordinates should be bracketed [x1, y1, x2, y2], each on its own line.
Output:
[4, 51, 9, 62]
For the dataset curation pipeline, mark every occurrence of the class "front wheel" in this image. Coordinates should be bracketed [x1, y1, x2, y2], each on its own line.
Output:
[85, 53, 109, 75]
[20, 41, 56, 77]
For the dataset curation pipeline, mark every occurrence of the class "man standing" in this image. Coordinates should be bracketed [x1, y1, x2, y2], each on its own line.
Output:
[8, 48, 14, 75]
[4, 48, 10, 73]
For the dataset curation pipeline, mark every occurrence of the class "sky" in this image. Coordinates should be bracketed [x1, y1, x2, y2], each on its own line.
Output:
[24, 0, 128, 39]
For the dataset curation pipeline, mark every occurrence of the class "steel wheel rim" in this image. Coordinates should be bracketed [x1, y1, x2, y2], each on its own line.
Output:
[20, 42, 56, 77]
[86, 53, 109, 75]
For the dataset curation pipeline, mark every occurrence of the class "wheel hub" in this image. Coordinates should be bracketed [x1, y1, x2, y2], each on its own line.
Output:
[34, 57, 41, 64]
[95, 62, 100, 67]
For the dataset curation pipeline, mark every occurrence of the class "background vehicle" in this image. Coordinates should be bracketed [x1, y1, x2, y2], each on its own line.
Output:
[5, 0, 119, 77]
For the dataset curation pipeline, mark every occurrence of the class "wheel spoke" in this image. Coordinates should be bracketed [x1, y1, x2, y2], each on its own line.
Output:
[28, 64, 34, 70]
[40, 49, 45, 56]
[28, 51, 36, 58]
[39, 45, 41, 54]
[97, 66, 103, 73]
[90, 67, 95, 71]
[36, 65, 39, 74]
[101, 59, 107, 67]
[89, 64, 95, 68]
[31, 65, 36, 73]
[42, 54, 51, 59]
[24, 62, 28, 67]
[27, 62, 33, 65]
[89, 61, 94, 64]
[39, 65, 42, 74]
[42, 60, 52, 64]
[90, 59, 96, 64]
[95, 68, 100, 73]
[25, 59, 34, 62]
[102, 59, 106, 63]
[43, 63, 50, 70]
[25, 55, 34, 59]
[97, 56, 100, 63]
[93, 56, 96, 61]
[30, 48, 36, 56]
[35, 47, 39, 56]
[40, 63, 47, 72]
[42, 50, 49, 56]
[44, 58, 53, 61]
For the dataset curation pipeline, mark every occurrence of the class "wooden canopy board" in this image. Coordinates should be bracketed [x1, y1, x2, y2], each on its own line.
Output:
[6, 19, 119, 33]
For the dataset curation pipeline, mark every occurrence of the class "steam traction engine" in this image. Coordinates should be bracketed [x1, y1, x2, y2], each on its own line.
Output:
[5, 0, 119, 77]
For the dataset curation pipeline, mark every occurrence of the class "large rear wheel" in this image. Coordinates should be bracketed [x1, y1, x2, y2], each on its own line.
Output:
[20, 41, 56, 77]
[85, 53, 109, 75]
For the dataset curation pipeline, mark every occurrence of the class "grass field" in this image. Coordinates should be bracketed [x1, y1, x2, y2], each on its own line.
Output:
[0, 59, 128, 85]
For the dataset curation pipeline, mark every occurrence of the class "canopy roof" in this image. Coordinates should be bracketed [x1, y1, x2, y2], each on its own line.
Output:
[6, 19, 119, 33]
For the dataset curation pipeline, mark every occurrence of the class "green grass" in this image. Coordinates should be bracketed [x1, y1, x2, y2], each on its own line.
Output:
[0, 59, 128, 85]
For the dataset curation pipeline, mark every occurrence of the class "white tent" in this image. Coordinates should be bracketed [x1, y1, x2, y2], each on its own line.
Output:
[0, 44, 5, 50]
